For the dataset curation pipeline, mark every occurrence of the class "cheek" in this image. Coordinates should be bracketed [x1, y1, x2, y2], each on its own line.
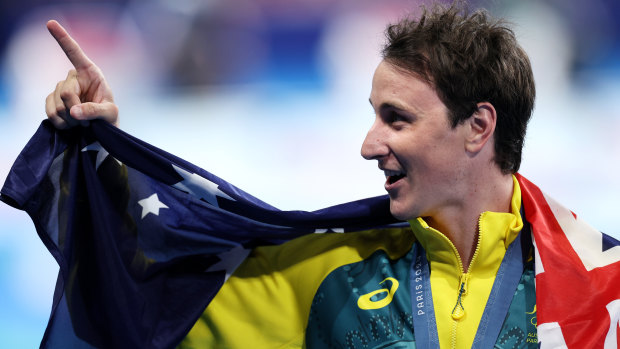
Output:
[429, 134, 464, 166]
[412, 148, 462, 186]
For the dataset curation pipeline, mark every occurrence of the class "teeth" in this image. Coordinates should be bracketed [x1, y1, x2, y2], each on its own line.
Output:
[384, 170, 404, 177]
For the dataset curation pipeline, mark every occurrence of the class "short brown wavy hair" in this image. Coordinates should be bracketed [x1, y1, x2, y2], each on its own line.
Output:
[382, 2, 535, 174]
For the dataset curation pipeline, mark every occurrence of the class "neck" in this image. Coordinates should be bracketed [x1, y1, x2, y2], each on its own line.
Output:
[424, 170, 514, 270]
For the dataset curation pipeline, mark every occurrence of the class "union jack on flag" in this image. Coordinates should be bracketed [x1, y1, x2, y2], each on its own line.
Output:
[518, 174, 620, 348]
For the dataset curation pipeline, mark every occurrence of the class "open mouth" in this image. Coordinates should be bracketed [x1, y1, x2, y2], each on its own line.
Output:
[384, 170, 406, 184]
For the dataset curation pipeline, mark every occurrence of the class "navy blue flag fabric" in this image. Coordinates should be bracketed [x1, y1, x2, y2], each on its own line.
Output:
[0, 120, 403, 348]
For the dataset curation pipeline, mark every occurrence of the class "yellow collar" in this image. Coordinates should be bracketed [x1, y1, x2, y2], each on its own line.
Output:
[408, 175, 523, 273]
[406, 175, 524, 349]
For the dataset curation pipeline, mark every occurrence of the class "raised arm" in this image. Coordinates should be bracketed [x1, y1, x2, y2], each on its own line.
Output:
[45, 20, 119, 129]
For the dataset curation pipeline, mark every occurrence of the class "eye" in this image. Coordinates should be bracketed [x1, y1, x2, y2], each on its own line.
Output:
[386, 111, 404, 123]
[384, 110, 409, 128]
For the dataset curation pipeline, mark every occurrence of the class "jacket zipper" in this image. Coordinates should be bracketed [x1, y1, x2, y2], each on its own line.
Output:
[441, 212, 486, 348]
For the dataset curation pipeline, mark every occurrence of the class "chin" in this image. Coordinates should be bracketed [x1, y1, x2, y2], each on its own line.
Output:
[389, 201, 417, 221]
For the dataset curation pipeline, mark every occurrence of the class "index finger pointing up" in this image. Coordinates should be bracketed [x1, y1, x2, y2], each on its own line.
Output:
[46, 20, 94, 71]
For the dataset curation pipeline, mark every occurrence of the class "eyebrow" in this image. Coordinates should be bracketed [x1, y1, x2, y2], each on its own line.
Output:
[369, 98, 408, 113]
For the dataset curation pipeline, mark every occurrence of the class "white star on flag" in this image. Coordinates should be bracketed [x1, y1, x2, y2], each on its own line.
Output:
[205, 245, 251, 281]
[81, 142, 122, 170]
[171, 164, 235, 207]
[137, 193, 168, 219]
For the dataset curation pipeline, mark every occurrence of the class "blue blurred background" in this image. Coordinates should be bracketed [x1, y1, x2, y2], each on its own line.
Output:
[0, 0, 618, 346]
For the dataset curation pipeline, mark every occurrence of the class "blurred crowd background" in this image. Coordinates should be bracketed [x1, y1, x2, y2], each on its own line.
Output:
[1, 0, 619, 346]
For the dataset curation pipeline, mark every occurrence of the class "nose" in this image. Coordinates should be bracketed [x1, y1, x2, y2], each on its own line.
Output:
[361, 120, 389, 160]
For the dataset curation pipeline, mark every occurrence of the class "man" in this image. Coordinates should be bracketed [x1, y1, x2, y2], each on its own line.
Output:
[31, 2, 620, 348]
[358, 6, 534, 347]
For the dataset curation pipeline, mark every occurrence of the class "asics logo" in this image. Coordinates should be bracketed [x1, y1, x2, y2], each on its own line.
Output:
[357, 277, 399, 310]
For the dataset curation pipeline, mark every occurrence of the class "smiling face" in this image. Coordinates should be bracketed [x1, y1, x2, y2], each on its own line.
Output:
[361, 60, 470, 221]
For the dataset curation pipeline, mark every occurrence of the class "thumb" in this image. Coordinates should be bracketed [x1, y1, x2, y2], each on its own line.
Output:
[70, 102, 119, 127]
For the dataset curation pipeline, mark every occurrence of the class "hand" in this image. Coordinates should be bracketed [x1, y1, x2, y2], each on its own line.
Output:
[45, 20, 119, 129]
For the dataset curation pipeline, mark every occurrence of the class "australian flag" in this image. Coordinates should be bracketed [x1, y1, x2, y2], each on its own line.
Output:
[2, 120, 619, 348]
[0, 120, 401, 348]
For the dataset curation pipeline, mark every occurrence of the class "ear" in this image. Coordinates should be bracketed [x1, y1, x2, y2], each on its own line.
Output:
[464, 102, 497, 154]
